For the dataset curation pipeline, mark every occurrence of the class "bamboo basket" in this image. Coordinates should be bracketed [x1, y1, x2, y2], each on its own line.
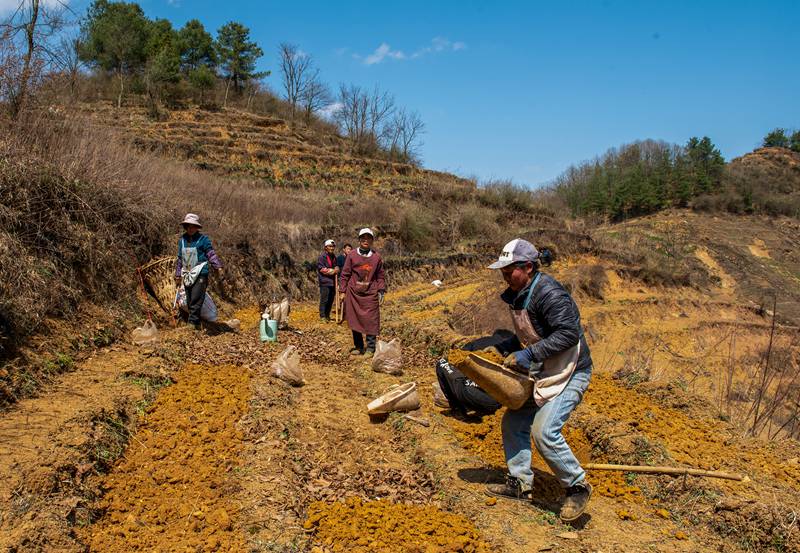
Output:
[455, 352, 533, 409]
[139, 256, 178, 313]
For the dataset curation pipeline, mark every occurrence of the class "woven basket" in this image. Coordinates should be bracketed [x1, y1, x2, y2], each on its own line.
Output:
[456, 353, 533, 409]
[139, 256, 178, 313]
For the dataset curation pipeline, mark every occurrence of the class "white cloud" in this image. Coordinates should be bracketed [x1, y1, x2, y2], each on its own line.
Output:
[319, 102, 343, 120]
[411, 37, 468, 59]
[353, 37, 466, 66]
[363, 43, 407, 65]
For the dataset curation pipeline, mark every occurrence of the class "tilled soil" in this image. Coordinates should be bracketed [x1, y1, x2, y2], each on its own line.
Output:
[2, 263, 799, 552]
[82, 362, 250, 551]
[304, 497, 492, 552]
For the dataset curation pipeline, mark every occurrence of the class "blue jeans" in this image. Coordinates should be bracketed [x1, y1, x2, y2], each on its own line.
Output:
[501, 366, 591, 490]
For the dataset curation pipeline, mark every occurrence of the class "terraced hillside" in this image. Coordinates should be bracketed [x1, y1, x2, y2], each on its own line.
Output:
[71, 102, 472, 193]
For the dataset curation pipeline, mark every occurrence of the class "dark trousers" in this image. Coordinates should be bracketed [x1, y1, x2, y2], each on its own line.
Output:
[352, 330, 376, 352]
[319, 285, 335, 319]
[184, 275, 208, 325]
[436, 359, 501, 415]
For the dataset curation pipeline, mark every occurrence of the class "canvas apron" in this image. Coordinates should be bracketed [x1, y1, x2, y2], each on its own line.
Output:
[511, 273, 581, 407]
[181, 237, 207, 287]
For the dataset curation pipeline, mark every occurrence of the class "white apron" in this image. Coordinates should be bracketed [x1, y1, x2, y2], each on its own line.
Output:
[510, 273, 581, 407]
[181, 237, 207, 287]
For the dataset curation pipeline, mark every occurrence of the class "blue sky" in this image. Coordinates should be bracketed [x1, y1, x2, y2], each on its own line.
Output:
[51, 1, 800, 186]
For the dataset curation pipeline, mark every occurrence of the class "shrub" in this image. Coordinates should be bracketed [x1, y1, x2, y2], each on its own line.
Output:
[398, 208, 436, 252]
[456, 204, 498, 239]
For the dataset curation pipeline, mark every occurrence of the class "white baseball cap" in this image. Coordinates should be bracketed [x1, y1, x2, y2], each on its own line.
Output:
[181, 213, 202, 228]
[488, 238, 539, 269]
[324, 239, 335, 247]
[358, 228, 374, 237]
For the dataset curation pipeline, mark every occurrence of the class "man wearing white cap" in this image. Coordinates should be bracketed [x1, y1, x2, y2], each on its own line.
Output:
[317, 239, 339, 321]
[174, 214, 224, 330]
[339, 228, 386, 355]
[483, 238, 593, 522]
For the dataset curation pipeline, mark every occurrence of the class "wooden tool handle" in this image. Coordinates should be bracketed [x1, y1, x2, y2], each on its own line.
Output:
[585, 463, 745, 481]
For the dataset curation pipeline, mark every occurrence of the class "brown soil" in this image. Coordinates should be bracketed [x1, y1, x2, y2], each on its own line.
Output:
[2, 239, 799, 552]
[304, 497, 492, 552]
[81, 361, 250, 551]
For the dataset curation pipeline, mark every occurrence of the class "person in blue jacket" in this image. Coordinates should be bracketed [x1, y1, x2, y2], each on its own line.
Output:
[174, 213, 224, 329]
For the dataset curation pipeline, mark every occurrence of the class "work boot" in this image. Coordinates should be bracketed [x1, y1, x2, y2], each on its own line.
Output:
[349, 347, 364, 356]
[364, 348, 375, 356]
[560, 482, 593, 522]
[485, 474, 532, 502]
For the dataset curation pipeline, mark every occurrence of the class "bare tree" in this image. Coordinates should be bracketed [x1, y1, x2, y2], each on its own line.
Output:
[0, 0, 68, 116]
[48, 33, 82, 99]
[335, 83, 370, 153]
[335, 83, 395, 155]
[278, 42, 313, 120]
[387, 107, 425, 164]
[299, 73, 331, 123]
[368, 85, 394, 142]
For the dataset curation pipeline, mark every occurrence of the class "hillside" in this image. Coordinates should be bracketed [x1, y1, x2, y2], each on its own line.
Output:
[70, 101, 472, 194]
[729, 146, 800, 183]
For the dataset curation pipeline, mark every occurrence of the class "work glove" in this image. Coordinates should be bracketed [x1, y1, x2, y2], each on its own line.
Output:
[378, 292, 385, 305]
[504, 350, 544, 378]
[503, 349, 533, 375]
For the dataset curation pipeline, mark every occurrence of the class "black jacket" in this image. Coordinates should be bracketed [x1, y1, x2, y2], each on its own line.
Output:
[498, 273, 592, 372]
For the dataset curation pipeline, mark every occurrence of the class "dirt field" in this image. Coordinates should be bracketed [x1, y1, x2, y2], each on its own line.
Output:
[1, 246, 799, 551]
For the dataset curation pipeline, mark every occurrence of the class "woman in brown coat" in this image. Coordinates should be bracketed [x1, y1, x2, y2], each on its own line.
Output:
[339, 228, 386, 355]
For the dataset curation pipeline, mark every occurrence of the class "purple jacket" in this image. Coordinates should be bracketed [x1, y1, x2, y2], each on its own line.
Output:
[317, 252, 338, 287]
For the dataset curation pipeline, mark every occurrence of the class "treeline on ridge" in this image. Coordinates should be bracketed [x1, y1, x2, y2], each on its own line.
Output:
[1, 0, 425, 164]
[552, 133, 800, 221]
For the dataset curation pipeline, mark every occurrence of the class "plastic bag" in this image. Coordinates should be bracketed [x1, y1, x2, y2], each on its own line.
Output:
[371, 339, 403, 376]
[271, 345, 304, 386]
[176, 288, 219, 321]
[225, 319, 241, 332]
[132, 319, 159, 346]
[264, 298, 290, 329]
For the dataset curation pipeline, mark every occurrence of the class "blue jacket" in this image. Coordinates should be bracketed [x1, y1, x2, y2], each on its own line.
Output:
[175, 233, 222, 277]
[498, 273, 593, 373]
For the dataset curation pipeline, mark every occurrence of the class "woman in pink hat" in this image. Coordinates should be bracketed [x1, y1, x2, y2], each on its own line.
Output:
[174, 213, 224, 329]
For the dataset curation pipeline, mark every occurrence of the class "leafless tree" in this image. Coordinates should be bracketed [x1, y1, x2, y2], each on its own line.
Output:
[0, 0, 68, 116]
[335, 83, 369, 152]
[299, 73, 331, 123]
[368, 85, 394, 141]
[335, 83, 395, 155]
[387, 107, 425, 164]
[278, 42, 313, 120]
[48, 33, 82, 98]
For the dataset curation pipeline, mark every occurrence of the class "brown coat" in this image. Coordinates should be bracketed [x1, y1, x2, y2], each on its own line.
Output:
[339, 249, 385, 335]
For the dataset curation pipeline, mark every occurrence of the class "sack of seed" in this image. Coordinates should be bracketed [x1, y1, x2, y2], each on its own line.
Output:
[271, 345, 304, 386]
[371, 339, 403, 376]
